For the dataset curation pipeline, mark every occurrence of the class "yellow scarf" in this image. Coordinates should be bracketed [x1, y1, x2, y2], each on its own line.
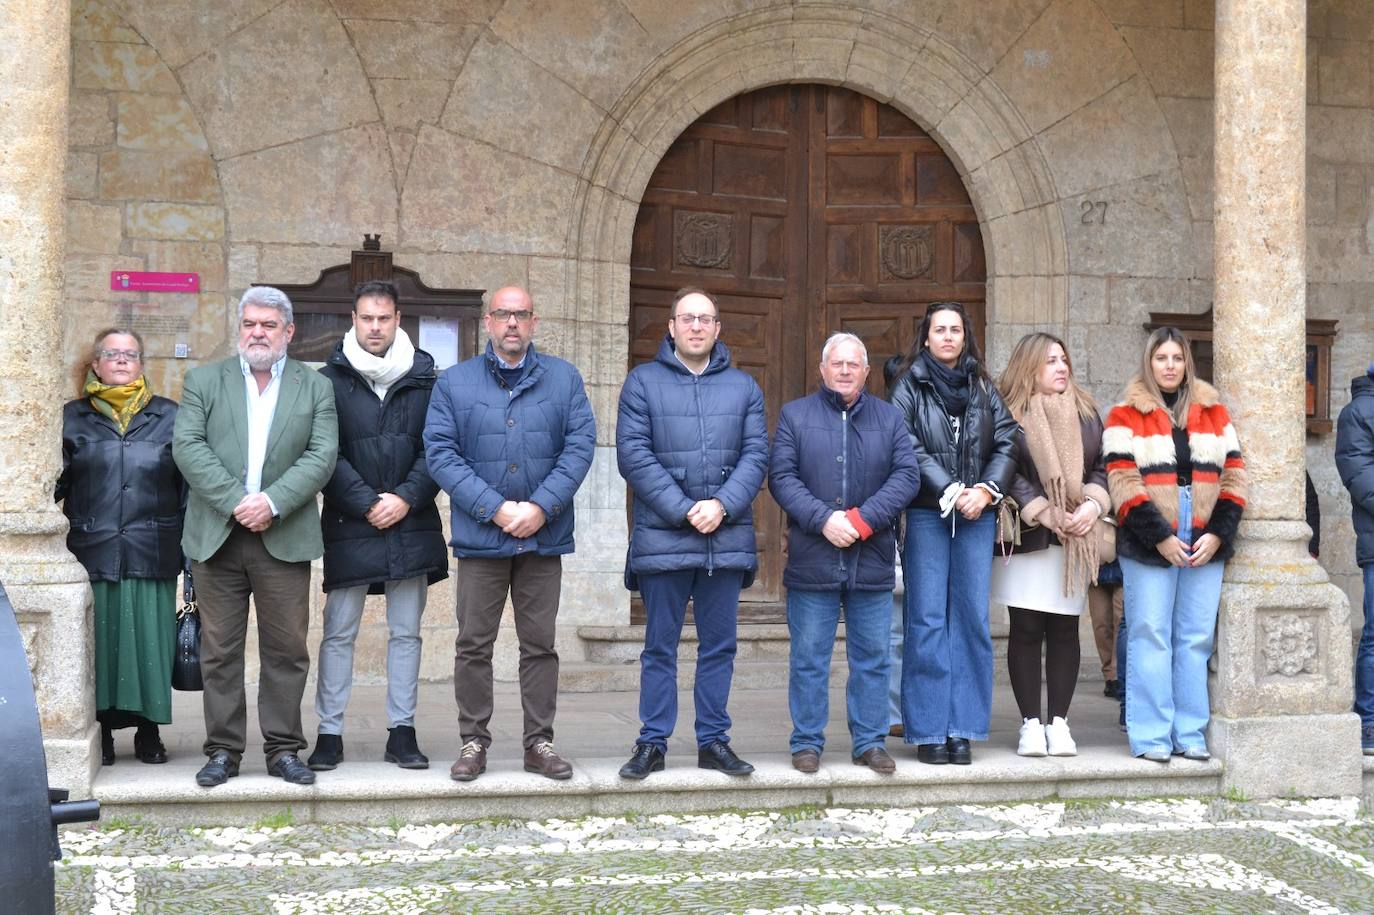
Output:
[84, 370, 152, 434]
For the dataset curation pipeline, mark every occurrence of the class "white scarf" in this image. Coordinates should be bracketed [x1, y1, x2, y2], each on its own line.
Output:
[342, 326, 415, 400]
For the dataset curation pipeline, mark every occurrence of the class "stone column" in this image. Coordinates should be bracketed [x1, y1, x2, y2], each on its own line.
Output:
[1210, 0, 1359, 797]
[0, 0, 96, 794]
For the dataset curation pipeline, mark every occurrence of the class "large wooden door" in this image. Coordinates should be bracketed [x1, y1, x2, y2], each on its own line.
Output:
[629, 85, 985, 619]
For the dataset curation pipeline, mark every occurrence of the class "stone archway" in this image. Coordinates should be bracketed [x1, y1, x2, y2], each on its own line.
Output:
[562, 4, 1071, 405]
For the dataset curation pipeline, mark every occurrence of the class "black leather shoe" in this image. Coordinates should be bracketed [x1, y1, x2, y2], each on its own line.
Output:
[134, 726, 167, 764]
[195, 751, 239, 787]
[915, 742, 949, 765]
[698, 741, 754, 776]
[307, 734, 343, 771]
[947, 737, 972, 765]
[269, 753, 316, 785]
[1103, 679, 1121, 699]
[384, 726, 429, 769]
[618, 743, 665, 780]
[100, 725, 115, 766]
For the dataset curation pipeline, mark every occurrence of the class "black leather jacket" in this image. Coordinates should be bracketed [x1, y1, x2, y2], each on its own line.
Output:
[888, 356, 1019, 510]
[56, 395, 185, 582]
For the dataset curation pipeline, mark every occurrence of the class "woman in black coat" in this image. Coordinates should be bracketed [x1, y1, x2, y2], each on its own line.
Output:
[57, 329, 183, 765]
[888, 302, 1018, 766]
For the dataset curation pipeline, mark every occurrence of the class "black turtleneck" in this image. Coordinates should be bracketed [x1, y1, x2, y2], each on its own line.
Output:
[1162, 390, 1192, 485]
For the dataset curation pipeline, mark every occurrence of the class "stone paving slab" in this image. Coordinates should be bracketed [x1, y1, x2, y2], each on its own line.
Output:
[56, 797, 1374, 914]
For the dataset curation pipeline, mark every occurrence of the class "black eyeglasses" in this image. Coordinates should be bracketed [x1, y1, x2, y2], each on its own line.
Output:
[489, 309, 534, 324]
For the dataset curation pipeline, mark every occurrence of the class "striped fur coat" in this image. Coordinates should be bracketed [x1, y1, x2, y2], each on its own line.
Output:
[1102, 378, 1246, 567]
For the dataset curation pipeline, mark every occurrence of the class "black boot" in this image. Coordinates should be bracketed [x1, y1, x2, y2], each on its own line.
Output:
[384, 725, 429, 769]
[133, 721, 168, 764]
[307, 733, 344, 771]
[100, 723, 115, 766]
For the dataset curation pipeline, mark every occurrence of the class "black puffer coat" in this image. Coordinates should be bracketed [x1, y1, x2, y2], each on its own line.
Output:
[888, 354, 1019, 509]
[57, 395, 184, 582]
[320, 342, 449, 592]
[1336, 372, 1374, 568]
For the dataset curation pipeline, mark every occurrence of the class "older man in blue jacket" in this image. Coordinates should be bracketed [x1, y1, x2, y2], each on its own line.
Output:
[616, 287, 768, 779]
[1336, 362, 1374, 755]
[769, 333, 919, 774]
[424, 286, 595, 782]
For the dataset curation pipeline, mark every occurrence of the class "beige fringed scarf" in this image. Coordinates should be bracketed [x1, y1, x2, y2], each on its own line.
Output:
[1022, 392, 1098, 597]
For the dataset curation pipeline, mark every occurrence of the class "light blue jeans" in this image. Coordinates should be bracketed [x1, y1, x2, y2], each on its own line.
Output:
[787, 587, 892, 757]
[315, 575, 427, 733]
[1120, 486, 1225, 756]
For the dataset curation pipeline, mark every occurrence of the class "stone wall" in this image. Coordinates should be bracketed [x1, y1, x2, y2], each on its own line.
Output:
[59, 0, 1374, 683]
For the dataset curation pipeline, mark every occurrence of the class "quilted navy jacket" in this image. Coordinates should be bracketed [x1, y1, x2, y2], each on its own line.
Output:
[424, 343, 595, 558]
[769, 386, 920, 592]
[616, 336, 768, 587]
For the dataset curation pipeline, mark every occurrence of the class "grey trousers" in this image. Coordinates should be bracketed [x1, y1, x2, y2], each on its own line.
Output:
[315, 575, 428, 734]
[454, 554, 561, 749]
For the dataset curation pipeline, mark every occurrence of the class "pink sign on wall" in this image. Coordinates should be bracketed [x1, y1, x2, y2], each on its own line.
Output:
[111, 271, 200, 293]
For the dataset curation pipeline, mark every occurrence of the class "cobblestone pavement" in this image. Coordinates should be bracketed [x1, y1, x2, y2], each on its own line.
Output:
[56, 796, 1374, 914]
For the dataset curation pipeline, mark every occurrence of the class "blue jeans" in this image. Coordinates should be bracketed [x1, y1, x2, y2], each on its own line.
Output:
[888, 592, 904, 728]
[900, 507, 996, 744]
[1120, 486, 1225, 756]
[787, 587, 892, 757]
[1355, 565, 1374, 740]
[636, 569, 744, 751]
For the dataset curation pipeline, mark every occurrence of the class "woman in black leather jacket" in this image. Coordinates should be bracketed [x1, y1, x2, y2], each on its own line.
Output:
[888, 302, 1018, 766]
[57, 329, 183, 765]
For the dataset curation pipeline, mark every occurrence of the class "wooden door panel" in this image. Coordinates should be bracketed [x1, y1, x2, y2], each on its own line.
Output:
[630, 84, 985, 619]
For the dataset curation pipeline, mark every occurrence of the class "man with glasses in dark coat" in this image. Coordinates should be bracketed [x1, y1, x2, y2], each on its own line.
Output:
[307, 280, 449, 773]
[615, 287, 768, 779]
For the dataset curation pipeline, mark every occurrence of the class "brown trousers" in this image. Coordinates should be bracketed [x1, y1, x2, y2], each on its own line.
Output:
[193, 525, 311, 766]
[454, 554, 561, 749]
[1086, 582, 1125, 680]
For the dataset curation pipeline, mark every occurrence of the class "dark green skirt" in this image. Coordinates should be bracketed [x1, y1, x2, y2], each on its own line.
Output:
[91, 578, 176, 724]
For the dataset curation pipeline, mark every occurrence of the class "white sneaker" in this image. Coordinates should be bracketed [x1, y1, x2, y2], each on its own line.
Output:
[1045, 717, 1077, 756]
[1017, 717, 1047, 757]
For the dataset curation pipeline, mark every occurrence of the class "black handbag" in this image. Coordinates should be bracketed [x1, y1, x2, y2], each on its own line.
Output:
[172, 564, 203, 691]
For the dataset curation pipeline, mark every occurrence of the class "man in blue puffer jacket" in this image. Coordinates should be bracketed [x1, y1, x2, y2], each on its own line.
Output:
[770, 333, 919, 776]
[424, 286, 595, 783]
[615, 287, 768, 779]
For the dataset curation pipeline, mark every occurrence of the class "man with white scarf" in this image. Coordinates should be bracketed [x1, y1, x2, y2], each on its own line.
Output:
[307, 280, 449, 772]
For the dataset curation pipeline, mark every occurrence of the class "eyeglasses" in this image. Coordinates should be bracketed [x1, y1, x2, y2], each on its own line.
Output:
[98, 349, 142, 361]
[489, 309, 534, 324]
[674, 313, 718, 327]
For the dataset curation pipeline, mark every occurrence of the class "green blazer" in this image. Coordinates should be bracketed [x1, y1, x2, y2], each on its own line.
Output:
[173, 357, 338, 563]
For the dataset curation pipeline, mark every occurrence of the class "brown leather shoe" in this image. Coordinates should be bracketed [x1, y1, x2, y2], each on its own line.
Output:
[523, 740, 573, 780]
[449, 740, 486, 782]
[853, 746, 896, 774]
[791, 749, 821, 773]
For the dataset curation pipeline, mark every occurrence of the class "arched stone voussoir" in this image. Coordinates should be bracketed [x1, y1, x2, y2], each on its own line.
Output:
[176, 0, 376, 161]
[401, 125, 581, 256]
[220, 124, 398, 248]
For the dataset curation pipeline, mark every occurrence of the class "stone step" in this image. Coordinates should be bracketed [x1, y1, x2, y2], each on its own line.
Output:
[88, 747, 1226, 827]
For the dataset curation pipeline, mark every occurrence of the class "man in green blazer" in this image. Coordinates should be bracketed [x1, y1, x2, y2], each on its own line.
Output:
[174, 285, 338, 788]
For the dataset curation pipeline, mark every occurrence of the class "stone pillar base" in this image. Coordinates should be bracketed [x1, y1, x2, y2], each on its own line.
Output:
[44, 727, 99, 797]
[1211, 712, 1361, 797]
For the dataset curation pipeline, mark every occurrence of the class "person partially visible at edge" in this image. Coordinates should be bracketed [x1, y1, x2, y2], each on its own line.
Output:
[306, 280, 448, 774]
[888, 301, 1018, 767]
[58, 328, 184, 767]
[769, 333, 919, 776]
[1335, 359, 1374, 756]
[424, 286, 595, 784]
[992, 332, 1110, 760]
[614, 286, 768, 780]
[173, 285, 339, 788]
[1103, 326, 1246, 764]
